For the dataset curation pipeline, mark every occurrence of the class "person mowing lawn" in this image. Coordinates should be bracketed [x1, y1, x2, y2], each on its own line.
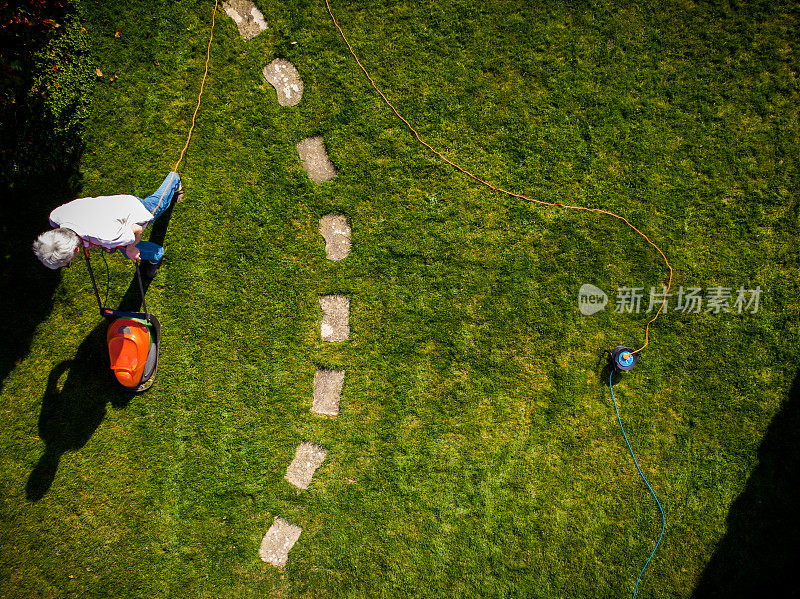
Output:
[32, 172, 183, 277]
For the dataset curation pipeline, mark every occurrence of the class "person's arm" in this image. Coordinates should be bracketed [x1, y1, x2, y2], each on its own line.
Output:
[125, 223, 144, 260]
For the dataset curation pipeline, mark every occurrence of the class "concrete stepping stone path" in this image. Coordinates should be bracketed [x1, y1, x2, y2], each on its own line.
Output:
[319, 214, 351, 261]
[312, 368, 345, 416]
[248, 49, 351, 569]
[284, 442, 328, 490]
[297, 136, 338, 184]
[319, 295, 350, 342]
[259, 517, 303, 567]
[223, 0, 268, 40]
[263, 58, 304, 107]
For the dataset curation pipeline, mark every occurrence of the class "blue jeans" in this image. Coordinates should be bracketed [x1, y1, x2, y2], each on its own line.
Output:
[138, 171, 181, 220]
[121, 172, 181, 263]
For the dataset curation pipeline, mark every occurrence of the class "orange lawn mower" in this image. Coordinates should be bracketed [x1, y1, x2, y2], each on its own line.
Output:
[83, 247, 162, 393]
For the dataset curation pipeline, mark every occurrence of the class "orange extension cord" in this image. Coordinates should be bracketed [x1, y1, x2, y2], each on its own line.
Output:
[324, 0, 673, 355]
[150, 0, 219, 216]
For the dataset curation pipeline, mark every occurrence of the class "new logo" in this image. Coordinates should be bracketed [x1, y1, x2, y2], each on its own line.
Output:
[578, 284, 608, 315]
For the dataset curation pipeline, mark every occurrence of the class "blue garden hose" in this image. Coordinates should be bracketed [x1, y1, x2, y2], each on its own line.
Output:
[609, 372, 666, 599]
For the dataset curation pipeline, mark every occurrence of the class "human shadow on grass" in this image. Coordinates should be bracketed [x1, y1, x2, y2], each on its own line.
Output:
[25, 259, 165, 502]
[25, 320, 126, 502]
[691, 371, 800, 598]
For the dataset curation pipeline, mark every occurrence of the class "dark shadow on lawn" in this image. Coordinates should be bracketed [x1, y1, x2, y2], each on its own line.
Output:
[691, 371, 800, 598]
[0, 0, 87, 393]
[25, 253, 170, 502]
[25, 320, 129, 502]
[0, 165, 83, 395]
[146, 194, 177, 251]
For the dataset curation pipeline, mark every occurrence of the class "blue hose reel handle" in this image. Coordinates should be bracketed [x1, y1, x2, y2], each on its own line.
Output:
[610, 345, 637, 373]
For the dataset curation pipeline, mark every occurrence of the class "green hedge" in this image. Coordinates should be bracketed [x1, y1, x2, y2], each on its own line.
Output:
[0, 0, 92, 189]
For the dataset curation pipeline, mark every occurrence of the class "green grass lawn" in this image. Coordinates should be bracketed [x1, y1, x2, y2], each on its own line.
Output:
[1, 0, 799, 597]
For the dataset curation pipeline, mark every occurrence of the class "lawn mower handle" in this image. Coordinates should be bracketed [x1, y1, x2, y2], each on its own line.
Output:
[83, 249, 150, 319]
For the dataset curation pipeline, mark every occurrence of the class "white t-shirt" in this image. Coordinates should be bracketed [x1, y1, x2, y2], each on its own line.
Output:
[49, 194, 154, 249]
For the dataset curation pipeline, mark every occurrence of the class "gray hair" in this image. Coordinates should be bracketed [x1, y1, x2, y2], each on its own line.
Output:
[33, 228, 81, 269]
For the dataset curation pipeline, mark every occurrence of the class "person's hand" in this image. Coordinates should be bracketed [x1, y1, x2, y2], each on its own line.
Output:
[125, 245, 140, 261]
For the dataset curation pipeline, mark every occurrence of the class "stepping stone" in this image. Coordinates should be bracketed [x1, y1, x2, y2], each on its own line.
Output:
[263, 58, 304, 107]
[284, 442, 328, 490]
[319, 214, 351, 261]
[296, 136, 337, 184]
[313, 368, 345, 416]
[223, 0, 268, 40]
[319, 295, 349, 342]
[259, 517, 302, 567]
